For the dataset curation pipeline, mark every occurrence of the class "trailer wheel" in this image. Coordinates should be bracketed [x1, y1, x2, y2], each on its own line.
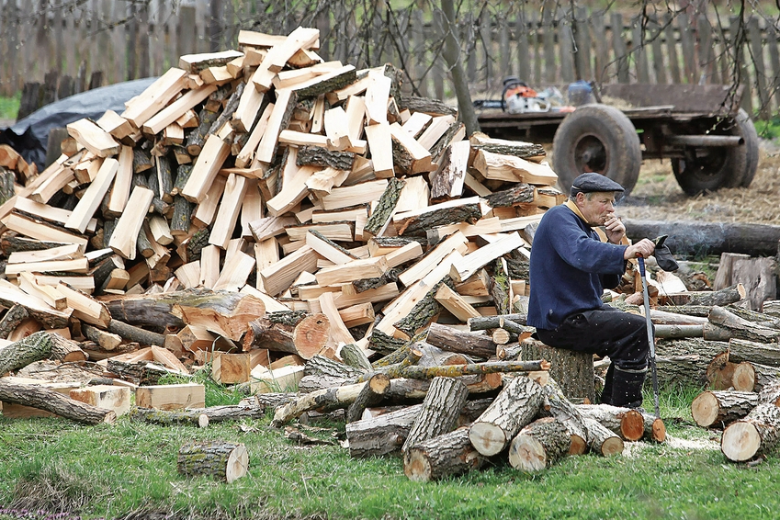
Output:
[672, 109, 759, 195]
[552, 104, 642, 197]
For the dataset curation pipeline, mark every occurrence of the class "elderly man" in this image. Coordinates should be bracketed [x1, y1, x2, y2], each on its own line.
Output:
[527, 173, 656, 408]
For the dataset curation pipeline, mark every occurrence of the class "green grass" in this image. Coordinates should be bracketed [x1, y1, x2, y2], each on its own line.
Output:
[0, 385, 778, 520]
[0, 93, 20, 122]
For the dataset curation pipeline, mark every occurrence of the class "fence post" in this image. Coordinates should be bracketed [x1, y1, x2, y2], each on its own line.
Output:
[678, 11, 697, 83]
[766, 24, 780, 114]
[663, 12, 681, 84]
[126, 0, 137, 80]
[574, 6, 591, 81]
[611, 12, 629, 83]
[591, 11, 608, 84]
[516, 10, 531, 83]
[542, 6, 556, 83]
[631, 15, 649, 83]
[730, 15, 753, 115]
[412, 9, 429, 97]
[499, 14, 510, 79]
[648, 14, 666, 84]
[560, 10, 575, 83]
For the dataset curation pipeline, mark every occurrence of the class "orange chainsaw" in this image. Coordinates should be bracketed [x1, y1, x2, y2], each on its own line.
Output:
[472, 77, 552, 114]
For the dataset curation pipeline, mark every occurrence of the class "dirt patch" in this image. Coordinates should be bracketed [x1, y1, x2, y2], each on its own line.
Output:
[618, 140, 780, 225]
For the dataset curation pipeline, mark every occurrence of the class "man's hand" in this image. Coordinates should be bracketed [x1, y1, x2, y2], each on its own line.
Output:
[624, 238, 655, 260]
[604, 213, 626, 244]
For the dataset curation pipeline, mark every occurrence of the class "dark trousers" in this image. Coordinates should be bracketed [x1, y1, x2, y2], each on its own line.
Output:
[535, 306, 650, 371]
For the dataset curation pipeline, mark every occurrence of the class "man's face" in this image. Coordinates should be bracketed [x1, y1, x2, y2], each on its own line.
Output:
[576, 191, 616, 226]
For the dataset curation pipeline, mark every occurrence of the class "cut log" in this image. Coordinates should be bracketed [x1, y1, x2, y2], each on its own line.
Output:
[0, 305, 31, 340]
[468, 375, 544, 456]
[732, 361, 780, 393]
[576, 404, 646, 441]
[508, 417, 570, 472]
[0, 331, 53, 376]
[272, 382, 366, 427]
[345, 373, 391, 423]
[346, 404, 422, 458]
[691, 390, 759, 428]
[468, 313, 528, 330]
[425, 322, 497, 359]
[522, 338, 595, 403]
[582, 417, 624, 456]
[727, 338, 780, 366]
[242, 312, 330, 359]
[708, 306, 780, 343]
[389, 359, 549, 380]
[404, 427, 484, 482]
[542, 378, 588, 455]
[177, 441, 248, 483]
[132, 404, 266, 427]
[759, 380, 780, 407]
[721, 403, 780, 462]
[402, 377, 469, 452]
[661, 284, 746, 307]
[0, 382, 116, 424]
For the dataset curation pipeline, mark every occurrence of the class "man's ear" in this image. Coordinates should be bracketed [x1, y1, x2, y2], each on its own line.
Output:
[575, 192, 585, 204]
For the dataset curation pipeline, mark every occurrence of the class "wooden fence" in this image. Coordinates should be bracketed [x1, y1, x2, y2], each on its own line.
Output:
[1, 1, 779, 120]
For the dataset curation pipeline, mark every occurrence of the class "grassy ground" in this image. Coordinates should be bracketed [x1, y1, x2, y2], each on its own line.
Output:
[0, 383, 777, 520]
[0, 93, 20, 124]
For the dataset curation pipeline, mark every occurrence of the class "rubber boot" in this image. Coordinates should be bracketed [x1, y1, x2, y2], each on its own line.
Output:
[610, 365, 647, 409]
[600, 364, 615, 405]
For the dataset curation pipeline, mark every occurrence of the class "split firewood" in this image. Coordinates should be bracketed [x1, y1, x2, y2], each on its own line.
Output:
[177, 440, 248, 483]
[468, 375, 544, 456]
[0, 382, 116, 424]
[508, 417, 570, 472]
[691, 390, 759, 428]
[721, 403, 780, 462]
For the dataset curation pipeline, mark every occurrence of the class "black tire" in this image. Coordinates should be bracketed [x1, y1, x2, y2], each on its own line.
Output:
[552, 104, 642, 197]
[671, 109, 759, 195]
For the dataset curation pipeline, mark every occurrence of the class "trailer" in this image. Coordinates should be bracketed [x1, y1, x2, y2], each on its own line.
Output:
[476, 84, 758, 197]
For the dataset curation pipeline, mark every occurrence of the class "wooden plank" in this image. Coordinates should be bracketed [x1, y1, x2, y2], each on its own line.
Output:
[181, 135, 231, 203]
[108, 187, 155, 260]
[142, 83, 218, 135]
[65, 158, 119, 233]
[30, 164, 75, 204]
[66, 119, 121, 158]
[631, 15, 649, 83]
[209, 174, 248, 249]
[611, 12, 630, 84]
[2, 213, 88, 250]
[121, 68, 188, 127]
[34, 275, 95, 294]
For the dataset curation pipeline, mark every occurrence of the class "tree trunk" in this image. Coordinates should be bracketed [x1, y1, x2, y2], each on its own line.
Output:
[440, 0, 479, 135]
[131, 407, 209, 427]
[0, 382, 116, 424]
[661, 284, 746, 307]
[243, 313, 330, 359]
[541, 378, 588, 455]
[721, 403, 780, 462]
[272, 382, 366, 427]
[402, 377, 469, 452]
[468, 375, 544, 456]
[575, 404, 646, 441]
[708, 306, 780, 343]
[582, 417, 624, 456]
[107, 319, 166, 347]
[345, 404, 422, 458]
[522, 338, 595, 402]
[759, 380, 780, 407]
[404, 427, 484, 482]
[508, 417, 571, 472]
[426, 322, 497, 358]
[132, 404, 267, 427]
[49, 333, 88, 362]
[384, 359, 548, 380]
[177, 441, 248, 483]
[468, 313, 528, 331]
[0, 331, 52, 376]
[691, 390, 759, 428]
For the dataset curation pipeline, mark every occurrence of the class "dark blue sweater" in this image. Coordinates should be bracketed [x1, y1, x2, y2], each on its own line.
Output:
[527, 204, 627, 331]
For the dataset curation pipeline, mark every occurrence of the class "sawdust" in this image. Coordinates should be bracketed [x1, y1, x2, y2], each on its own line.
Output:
[622, 434, 720, 458]
[619, 140, 780, 225]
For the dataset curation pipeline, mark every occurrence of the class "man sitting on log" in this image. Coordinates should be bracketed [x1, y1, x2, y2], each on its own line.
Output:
[527, 173, 656, 408]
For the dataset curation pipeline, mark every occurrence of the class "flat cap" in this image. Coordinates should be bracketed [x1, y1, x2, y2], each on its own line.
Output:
[570, 173, 625, 198]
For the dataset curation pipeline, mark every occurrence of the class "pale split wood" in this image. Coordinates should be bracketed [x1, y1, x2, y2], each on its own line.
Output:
[143, 83, 218, 135]
[66, 118, 121, 158]
[108, 186, 155, 260]
[213, 250, 255, 292]
[235, 102, 274, 168]
[121, 68, 188, 127]
[65, 157, 119, 233]
[364, 122, 394, 178]
[181, 135, 231, 203]
[209, 174, 248, 249]
[107, 145, 134, 216]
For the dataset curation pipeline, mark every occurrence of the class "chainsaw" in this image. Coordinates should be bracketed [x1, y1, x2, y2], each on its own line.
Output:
[472, 77, 552, 114]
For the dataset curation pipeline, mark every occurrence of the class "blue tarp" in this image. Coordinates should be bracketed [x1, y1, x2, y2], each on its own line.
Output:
[0, 77, 157, 169]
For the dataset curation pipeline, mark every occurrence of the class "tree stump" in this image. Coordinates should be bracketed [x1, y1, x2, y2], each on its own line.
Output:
[691, 391, 759, 428]
[468, 375, 544, 456]
[522, 338, 595, 402]
[404, 427, 484, 482]
[721, 403, 780, 462]
[582, 417, 624, 456]
[508, 417, 571, 472]
[402, 377, 469, 453]
[177, 441, 249, 483]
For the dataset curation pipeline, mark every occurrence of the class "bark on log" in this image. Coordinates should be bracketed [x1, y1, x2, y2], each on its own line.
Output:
[724, 306, 780, 330]
[296, 146, 355, 170]
[396, 203, 482, 236]
[691, 390, 759, 428]
[624, 219, 780, 257]
[655, 354, 711, 389]
[522, 338, 595, 403]
[380, 359, 548, 380]
[0, 382, 116, 424]
[542, 378, 588, 455]
[496, 343, 522, 361]
[721, 403, 780, 462]
[661, 284, 746, 308]
[759, 380, 780, 407]
[132, 404, 267, 427]
[398, 95, 458, 116]
[468, 375, 544, 456]
[369, 330, 407, 357]
[131, 407, 209, 427]
[732, 361, 780, 393]
[402, 377, 469, 452]
[177, 441, 248, 483]
[186, 108, 219, 156]
[404, 427, 484, 482]
[484, 183, 535, 208]
[345, 404, 422, 458]
[0, 305, 30, 340]
[82, 324, 122, 351]
[0, 331, 52, 376]
[393, 279, 452, 337]
[272, 382, 366, 427]
[340, 342, 372, 371]
[508, 417, 571, 472]
[470, 141, 546, 159]
[107, 319, 166, 347]
[582, 417, 624, 456]
[365, 178, 405, 236]
[640, 412, 667, 442]
[650, 309, 709, 325]
[106, 360, 167, 386]
[346, 373, 391, 423]
[576, 404, 646, 441]
[170, 195, 193, 234]
[426, 322, 497, 358]
[489, 258, 511, 315]
[304, 354, 366, 382]
[243, 313, 330, 359]
[468, 313, 528, 331]
[384, 373, 502, 400]
[49, 333, 88, 362]
[727, 338, 780, 366]
[708, 306, 780, 343]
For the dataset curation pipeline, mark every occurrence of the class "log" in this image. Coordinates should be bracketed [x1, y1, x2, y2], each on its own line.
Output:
[402, 377, 469, 452]
[346, 373, 391, 423]
[576, 404, 646, 441]
[661, 284, 746, 307]
[49, 334, 88, 362]
[727, 338, 780, 367]
[345, 404, 422, 458]
[177, 441, 249, 483]
[732, 361, 780, 393]
[131, 404, 267, 427]
[384, 359, 549, 380]
[691, 390, 759, 428]
[468, 375, 544, 456]
[522, 338, 595, 403]
[384, 373, 502, 400]
[272, 382, 366, 427]
[0, 382, 116, 424]
[303, 354, 365, 383]
[624, 219, 780, 257]
[467, 313, 528, 330]
[721, 403, 780, 462]
[655, 354, 711, 389]
[107, 319, 166, 347]
[542, 378, 588, 455]
[404, 427, 484, 482]
[364, 177, 405, 236]
[0, 331, 53, 376]
[582, 417, 624, 456]
[509, 417, 571, 472]
[340, 342, 372, 371]
[425, 322, 497, 359]
[296, 146, 355, 170]
[639, 411, 667, 442]
[393, 278, 451, 337]
[242, 312, 330, 359]
[708, 307, 780, 343]
[82, 324, 122, 351]
[0, 305, 30, 340]
[759, 380, 780, 407]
